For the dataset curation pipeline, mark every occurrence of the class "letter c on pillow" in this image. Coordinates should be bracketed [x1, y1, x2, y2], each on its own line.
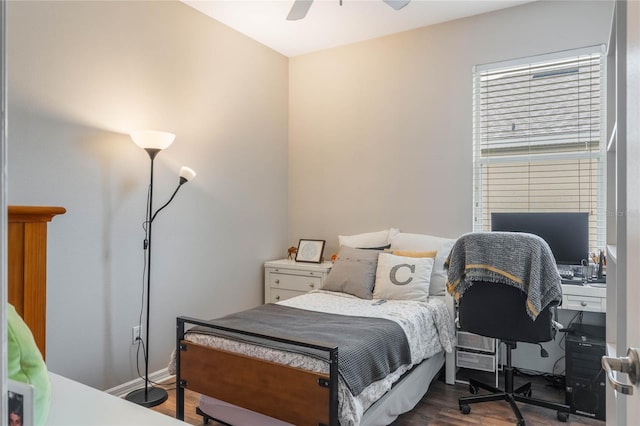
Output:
[389, 263, 415, 286]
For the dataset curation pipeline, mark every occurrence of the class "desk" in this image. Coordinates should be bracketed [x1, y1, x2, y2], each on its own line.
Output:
[47, 373, 187, 425]
[560, 283, 606, 313]
[452, 283, 606, 385]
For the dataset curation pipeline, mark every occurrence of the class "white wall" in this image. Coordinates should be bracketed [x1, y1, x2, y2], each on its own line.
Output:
[289, 0, 614, 254]
[7, 1, 288, 389]
[288, 0, 613, 372]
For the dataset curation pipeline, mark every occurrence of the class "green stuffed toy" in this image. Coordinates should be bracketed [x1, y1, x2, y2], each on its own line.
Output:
[7, 303, 50, 426]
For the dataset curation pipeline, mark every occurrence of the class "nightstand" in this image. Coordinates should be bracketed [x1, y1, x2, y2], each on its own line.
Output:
[264, 259, 333, 303]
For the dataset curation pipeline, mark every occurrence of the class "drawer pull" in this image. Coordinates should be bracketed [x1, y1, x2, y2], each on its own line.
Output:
[275, 279, 280, 284]
[581, 301, 587, 307]
[275, 295, 280, 300]
[309, 283, 315, 288]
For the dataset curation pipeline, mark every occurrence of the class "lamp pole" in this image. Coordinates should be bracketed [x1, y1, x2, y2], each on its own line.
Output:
[126, 147, 168, 407]
[126, 131, 194, 408]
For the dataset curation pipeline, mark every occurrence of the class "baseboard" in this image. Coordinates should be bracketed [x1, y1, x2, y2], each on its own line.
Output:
[106, 368, 174, 398]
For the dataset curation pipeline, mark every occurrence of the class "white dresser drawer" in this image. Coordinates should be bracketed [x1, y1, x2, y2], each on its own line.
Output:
[268, 288, 306, 303]
[562, 294, 605, 313]
[264, 260, 333, 304]
[269, 271, 322, 292]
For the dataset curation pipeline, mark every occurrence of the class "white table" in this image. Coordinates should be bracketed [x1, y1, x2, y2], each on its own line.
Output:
[46, 373, 187, 426]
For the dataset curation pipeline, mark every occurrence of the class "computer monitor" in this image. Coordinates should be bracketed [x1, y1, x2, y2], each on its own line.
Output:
[491, 212, 589, 265]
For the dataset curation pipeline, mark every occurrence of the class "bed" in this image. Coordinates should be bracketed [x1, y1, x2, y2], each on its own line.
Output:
[172, 230, 457, 426]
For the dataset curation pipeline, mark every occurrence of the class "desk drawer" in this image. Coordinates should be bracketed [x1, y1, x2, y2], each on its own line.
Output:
[562, 294, 605, 313]
[269, 272, 322, 292]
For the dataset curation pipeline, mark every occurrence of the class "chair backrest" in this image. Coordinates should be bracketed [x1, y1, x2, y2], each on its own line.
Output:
[458, 281, 556, 343]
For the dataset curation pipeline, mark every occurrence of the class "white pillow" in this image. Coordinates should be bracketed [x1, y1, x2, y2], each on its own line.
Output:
[389, 232, 456, 297]
[338, 228, 399, 249]
[373, 252, 434, 301]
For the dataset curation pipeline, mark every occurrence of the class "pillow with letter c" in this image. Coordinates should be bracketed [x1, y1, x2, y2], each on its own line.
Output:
[373, 252, 434, 301]
[389, 232, 456, 297]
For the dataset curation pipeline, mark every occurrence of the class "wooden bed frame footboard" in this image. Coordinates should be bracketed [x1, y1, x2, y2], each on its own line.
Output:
[176, 316, 340, 426]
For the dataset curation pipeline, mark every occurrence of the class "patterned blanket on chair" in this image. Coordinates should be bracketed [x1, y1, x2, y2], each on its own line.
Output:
[445, 232, 562, 319]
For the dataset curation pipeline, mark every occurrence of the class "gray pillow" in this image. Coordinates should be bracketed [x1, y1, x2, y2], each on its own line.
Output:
[321, 246, 380, 299]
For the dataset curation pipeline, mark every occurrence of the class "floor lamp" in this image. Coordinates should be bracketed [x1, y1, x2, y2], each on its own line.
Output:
[126, 130, 196, 408]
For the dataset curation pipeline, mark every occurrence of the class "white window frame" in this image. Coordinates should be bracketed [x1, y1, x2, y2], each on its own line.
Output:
[472, 45, 607, 253]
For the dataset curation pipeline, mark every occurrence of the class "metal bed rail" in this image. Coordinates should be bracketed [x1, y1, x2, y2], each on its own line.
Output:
[176, 315, 339, 426]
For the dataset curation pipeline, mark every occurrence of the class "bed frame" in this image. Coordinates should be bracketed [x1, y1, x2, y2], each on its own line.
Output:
[176, 317, 340, 426]
[175, 293, 456, 426]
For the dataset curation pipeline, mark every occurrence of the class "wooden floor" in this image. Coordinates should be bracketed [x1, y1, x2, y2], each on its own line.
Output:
[150, 371, 605, 426]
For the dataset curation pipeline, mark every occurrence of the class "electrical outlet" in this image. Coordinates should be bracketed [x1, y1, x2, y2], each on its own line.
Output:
[132, 325, 141, 345]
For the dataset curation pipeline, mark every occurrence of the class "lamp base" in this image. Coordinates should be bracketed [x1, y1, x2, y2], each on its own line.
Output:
[125, 386, 168, 408]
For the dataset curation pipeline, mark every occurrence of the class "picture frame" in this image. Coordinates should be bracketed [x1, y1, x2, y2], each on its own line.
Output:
[295, 239, 326, 263]
[8, 380, 34, 426]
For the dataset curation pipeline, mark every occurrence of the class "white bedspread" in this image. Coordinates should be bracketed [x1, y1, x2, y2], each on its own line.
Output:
[170, 290, 454, 426]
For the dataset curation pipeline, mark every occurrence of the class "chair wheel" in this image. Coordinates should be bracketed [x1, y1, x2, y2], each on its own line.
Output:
[469, 384, 479, 394]
[557, 411, 569, 422]
[523, 389, 532, 397]
[460, 404, 471, 415]
[517, 421, 526, 426]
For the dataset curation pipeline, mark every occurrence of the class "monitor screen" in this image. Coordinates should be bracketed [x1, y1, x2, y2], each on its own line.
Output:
[491, 212, 589, 265]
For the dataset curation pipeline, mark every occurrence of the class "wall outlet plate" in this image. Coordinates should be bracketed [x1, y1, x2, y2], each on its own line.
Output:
[132, 325, 141, 345]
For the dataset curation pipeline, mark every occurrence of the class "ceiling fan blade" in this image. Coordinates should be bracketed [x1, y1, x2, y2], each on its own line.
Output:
[287, 0, 314, 21]
[382, 0, 410, 11]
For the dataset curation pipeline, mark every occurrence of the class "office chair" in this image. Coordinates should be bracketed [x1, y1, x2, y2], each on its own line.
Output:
[446, 232, 570, 426]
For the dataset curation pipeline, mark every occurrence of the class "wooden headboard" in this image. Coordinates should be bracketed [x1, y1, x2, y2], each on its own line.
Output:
[8, 205, 66, 359]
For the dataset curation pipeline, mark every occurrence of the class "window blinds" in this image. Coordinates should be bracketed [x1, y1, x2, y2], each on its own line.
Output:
[472, 47, 606, 252]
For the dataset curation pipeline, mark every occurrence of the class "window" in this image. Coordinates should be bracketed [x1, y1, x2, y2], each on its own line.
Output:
[473, 46, 606, 254]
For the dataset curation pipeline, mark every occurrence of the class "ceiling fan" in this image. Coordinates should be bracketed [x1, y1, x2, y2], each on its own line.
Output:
[287, 0, 411, 21]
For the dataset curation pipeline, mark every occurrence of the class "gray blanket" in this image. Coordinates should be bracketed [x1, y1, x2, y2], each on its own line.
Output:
[189, 303, 411, 396]
[445, 232, 562, 319]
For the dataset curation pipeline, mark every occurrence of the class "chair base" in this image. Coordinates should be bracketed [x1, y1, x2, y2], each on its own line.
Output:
[459, 374, 570, 425]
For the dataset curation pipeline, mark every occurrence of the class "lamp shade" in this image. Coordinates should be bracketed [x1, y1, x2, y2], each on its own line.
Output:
[130, 131, 175, 150]
[179, 166, 196, 182]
